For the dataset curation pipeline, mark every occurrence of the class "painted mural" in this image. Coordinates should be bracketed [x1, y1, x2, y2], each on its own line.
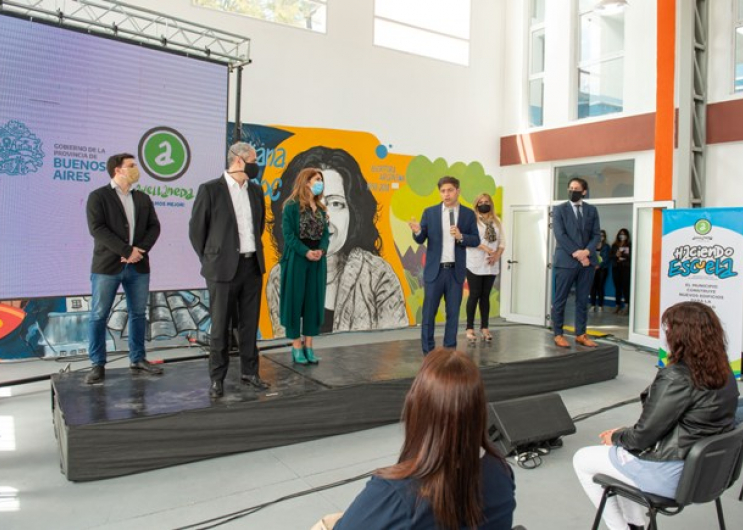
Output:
[0, 124, 502, 360]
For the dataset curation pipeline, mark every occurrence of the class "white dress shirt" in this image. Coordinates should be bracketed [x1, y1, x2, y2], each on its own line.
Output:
[224, 172, 256, 254]
[466, 220, 505, 276]
[440, 203, 459, 263]
[571, 200, 584, 219]
[111, 180, 135, 245]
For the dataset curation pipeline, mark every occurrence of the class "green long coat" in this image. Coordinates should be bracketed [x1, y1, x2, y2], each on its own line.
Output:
[279, 200, 330, 334]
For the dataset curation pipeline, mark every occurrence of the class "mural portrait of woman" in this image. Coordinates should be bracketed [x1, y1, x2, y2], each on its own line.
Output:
[266, 146, 409, 337]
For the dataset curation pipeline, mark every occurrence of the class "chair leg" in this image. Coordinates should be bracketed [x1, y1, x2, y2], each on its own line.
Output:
[648, 508, 658, 530]
[739, 481, 742, 501]
[591, 489, 610, 530]
[715, 497, 726, 530]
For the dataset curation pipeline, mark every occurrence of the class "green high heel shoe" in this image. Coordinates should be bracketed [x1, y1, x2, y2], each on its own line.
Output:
[292, 347, 308, 365]
[304, 347, 319, 364]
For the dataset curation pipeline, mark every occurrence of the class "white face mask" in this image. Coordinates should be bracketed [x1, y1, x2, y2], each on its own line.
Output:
[660, 331, 670, 355]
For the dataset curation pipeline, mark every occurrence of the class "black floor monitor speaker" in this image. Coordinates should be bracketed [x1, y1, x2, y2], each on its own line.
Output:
[487, 393, 576, 456]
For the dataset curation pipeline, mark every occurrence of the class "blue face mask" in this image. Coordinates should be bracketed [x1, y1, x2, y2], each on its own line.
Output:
[311, 181, 324, 196]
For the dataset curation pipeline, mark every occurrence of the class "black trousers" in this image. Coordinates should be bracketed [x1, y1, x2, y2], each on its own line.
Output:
[206, 255, 262, 382]
[465, 270, 497, 330]
[612, 266, 631, 308]
[590, 268, 608, 306]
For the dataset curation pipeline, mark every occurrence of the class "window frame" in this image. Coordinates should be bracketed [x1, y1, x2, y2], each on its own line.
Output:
[733, 0, 743, 93]
[192, 0, 328, 34]
[527, 0, 546, 128]
[574, 0, 626, 120]
[553, 158, 636, 202]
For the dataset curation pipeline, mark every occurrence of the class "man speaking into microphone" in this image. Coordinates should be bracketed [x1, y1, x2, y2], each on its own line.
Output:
[408, 176, 479, 354]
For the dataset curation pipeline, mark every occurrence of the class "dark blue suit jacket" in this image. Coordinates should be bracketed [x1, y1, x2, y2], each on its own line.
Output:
[552, 201, 601, 268]
[413, 203, 480, 283]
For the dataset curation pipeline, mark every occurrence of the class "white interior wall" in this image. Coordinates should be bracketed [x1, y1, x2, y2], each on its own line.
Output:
[122, 0, 506, 171]
[705, 143, 743, 207]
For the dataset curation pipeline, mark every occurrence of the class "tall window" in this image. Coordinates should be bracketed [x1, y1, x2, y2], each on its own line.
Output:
[528, 0, 546, 126]
[735, 0, 743, 91]
[577, 0, 624, 118]
[374, 0, 471, 66]
[193, 0, 327, 33]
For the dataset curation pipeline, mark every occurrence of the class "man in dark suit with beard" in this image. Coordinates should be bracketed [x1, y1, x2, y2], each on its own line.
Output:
[189, 142, 268, 398]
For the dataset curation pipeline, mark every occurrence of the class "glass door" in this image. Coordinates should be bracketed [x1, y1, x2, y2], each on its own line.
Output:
[628, 201, 674, 348]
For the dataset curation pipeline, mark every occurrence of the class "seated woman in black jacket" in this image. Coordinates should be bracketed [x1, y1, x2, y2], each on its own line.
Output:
[334, 348, 516, 530]
[573, 301, 740, 530]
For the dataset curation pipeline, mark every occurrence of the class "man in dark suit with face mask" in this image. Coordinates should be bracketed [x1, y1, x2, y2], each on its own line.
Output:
[189, 142, 268, 398]
[551, 177, 601, 349]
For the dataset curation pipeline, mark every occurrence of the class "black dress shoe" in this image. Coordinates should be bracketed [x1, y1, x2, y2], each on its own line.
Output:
[130, 359, 164, 375]
[210, 380, 224, 398]
[85, 365, 105, 385]
[241, 374, 270, 391]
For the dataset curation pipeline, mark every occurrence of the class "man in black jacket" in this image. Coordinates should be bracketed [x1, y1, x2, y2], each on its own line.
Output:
[189, 142, 269, 398]
[85, 153, 162, 384]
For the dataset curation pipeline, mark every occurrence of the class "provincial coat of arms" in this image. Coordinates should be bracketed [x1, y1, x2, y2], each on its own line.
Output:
[0, 120, 45, 176]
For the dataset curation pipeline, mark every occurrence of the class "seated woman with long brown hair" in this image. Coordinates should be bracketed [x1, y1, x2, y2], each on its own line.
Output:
[334, 348, 516, 530]
[573, 301, 740, 530]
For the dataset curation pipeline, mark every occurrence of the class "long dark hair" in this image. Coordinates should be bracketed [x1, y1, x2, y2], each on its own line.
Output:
[662, 302, 731, 389]
[270, 146, 381, 257]
[598, 229, 607, 248]
[378, 349, 504, 529]
[612, 227, 631, 248]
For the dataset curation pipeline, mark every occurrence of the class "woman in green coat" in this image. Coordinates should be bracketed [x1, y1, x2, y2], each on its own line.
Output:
[280, 167, 330, 364]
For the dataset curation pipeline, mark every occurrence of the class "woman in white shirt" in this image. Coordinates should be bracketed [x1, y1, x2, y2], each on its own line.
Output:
[465, 194, 506, 342]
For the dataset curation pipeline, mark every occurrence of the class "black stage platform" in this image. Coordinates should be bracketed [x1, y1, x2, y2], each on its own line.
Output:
[51, 327, 619, 481]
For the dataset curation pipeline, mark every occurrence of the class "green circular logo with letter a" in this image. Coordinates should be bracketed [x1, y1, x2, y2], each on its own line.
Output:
[694, 219, 712, 235]
[138, 126, 191, 182]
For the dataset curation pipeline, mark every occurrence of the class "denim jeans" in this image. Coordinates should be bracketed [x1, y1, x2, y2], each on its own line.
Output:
[573, 446, 646, 530]
[88, 265, 150, 366]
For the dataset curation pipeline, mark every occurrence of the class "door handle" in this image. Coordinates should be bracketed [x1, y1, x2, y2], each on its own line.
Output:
[507, 260, 518, 264]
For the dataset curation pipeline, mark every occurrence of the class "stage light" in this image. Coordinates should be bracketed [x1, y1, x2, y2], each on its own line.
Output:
[593, 0, 629, 16]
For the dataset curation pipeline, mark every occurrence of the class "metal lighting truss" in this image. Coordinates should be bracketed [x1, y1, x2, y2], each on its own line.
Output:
[0, 0, 251, 68]
[688, 0, 708, 207]
[678, 0, 708, 207]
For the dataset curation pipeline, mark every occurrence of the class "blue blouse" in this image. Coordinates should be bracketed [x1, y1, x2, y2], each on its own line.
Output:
[335, 454, 516, 530]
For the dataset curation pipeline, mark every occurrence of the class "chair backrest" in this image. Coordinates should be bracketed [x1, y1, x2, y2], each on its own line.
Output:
[674, 425, 743, 505]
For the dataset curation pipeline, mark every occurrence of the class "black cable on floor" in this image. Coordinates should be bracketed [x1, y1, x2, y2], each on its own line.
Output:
[172, 470, 374, 530]
[571, 396, 641, 423]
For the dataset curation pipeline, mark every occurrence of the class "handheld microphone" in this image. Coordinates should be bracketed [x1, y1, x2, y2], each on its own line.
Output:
[449, 208, 455, 227]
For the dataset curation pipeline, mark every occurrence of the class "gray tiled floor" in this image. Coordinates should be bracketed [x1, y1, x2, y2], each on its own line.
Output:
[1, 325, 741, 529]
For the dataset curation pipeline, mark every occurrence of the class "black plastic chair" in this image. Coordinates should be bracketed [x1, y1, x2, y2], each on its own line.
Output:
[591, 425, 743, 530]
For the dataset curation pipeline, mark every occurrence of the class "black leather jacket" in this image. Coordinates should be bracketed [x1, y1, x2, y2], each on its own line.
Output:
[612, 362, 739, 462]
